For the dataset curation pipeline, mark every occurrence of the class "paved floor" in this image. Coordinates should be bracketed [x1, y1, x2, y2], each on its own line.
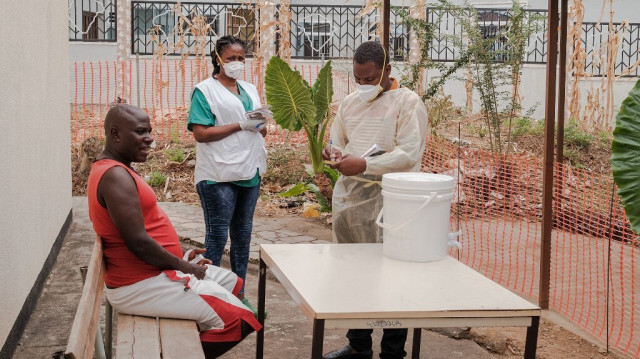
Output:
[12, 197, 495, 359]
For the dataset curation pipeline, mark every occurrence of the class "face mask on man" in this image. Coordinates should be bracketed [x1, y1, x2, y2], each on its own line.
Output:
[215, 49, 244, 80]
[356, 47, 387, 102]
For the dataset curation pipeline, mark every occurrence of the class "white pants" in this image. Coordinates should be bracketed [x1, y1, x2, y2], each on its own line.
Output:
[105, 264, 261, 342]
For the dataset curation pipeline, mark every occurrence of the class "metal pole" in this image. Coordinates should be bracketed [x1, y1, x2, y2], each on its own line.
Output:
[382, 0, 390, 53]
[105, 302, 113, 359]
[556, 0, 568, 165]
[256, 258, 267, 359]
[79, 266, 107, 359]
[539, 0, 560, 310]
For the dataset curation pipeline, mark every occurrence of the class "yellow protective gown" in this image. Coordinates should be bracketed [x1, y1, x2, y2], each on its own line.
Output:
[330, 86, 429, 243]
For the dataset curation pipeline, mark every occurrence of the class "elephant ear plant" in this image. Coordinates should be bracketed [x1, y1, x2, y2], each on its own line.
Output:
[265, 57, 338, 211]
[612, 79, 640, 234]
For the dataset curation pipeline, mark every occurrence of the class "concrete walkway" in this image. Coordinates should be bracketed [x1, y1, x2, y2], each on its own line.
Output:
[12, 197, 495, 359]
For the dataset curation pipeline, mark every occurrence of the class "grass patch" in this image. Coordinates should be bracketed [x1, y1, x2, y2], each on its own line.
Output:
[147, 171, 166, 187]
[165, 148, 184, 162]
[263, 144, 313, 187]
[564, 120, 593, 149]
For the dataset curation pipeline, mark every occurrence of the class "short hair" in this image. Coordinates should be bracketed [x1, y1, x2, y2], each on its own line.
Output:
[211, 35, 246, 76]
[353, 41, 389, 69]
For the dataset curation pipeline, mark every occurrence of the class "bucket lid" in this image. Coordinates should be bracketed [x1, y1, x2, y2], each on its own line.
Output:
[382, 172, 455, 191]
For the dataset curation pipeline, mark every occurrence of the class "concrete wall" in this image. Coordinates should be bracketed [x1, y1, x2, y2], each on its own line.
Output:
[70, 42, 118, 62]
[0, 0, 71, 351]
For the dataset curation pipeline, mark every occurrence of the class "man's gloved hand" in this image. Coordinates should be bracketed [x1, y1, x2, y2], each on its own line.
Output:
[239, 118, 267, 132]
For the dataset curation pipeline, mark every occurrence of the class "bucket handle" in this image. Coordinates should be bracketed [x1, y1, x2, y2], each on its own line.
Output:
[376, 191, 438, 230]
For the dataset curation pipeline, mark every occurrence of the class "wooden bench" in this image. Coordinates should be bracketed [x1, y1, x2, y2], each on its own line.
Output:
[63, 236, 205, 359]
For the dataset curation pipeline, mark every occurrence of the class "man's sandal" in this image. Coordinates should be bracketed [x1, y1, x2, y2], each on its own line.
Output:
[241, 297, 267, 319]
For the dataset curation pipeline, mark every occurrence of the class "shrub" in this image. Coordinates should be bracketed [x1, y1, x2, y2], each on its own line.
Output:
[165, 148, 184, 162]
[262, 145, 312, 187]
[564, 120, 593, 148]
[147, 172, 166, 187]
[511, 117, 533, 138]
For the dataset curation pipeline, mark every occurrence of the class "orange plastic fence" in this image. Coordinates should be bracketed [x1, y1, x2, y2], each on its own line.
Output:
[71, 60, 640, 358]
[70, 60, 353, 146]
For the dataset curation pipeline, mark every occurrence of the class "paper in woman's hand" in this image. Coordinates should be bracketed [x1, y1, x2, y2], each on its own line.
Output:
[246, 105, 273, 120]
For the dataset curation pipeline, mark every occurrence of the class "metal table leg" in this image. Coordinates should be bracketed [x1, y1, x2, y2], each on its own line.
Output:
[524, 316, 540, 359]
[256, 258, 267, 359]
[311, 319, 325, 359]
[411, 328, 422, 359]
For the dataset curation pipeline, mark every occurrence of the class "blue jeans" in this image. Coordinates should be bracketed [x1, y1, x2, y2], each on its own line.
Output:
[196, 180, 261, 294]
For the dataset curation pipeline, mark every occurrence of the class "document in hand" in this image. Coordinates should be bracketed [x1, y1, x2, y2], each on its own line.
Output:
[360, 143, 385, 158]
[246, 105, 273, 120]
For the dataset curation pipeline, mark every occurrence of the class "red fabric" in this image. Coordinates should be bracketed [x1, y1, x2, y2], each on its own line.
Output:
[232, 277, 243, 296]
[198, 295, 263, 343]
[87, 159, 183, 288]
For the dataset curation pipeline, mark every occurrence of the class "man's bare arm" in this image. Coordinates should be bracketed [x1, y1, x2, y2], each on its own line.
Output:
[98, 166, 206, 279]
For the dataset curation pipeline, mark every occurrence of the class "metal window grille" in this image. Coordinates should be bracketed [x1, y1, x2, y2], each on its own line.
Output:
[288, 5, 409, 60]
[426, 7, 548, 64]
[69, 0, 117, 42]
[123, 2, 639, 77]
[131, 1, 256, 56]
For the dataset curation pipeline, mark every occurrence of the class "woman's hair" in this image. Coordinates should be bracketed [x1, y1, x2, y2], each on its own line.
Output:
[211, 35, 246, 76]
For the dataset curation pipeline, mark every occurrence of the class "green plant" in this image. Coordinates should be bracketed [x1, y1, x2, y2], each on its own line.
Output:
[262, 145, 313, 186]
[265, 57, 333, 174]
[265, 57, 336, 211]
[394, 3, 469, 101]
[426, 94, 462, 134]
[147, 172, 166, 187]
[477, 126, 488, 138]
[563, 148, 582, 166]
[511, 117, 533, 138]
[442, 1, 544, 153]
[564, 120, 593, 149]
[165, 148, 184, 162]
[598, 130, 612, 145]
[612, 79, 640, 234]
[169, 121, 182, 144]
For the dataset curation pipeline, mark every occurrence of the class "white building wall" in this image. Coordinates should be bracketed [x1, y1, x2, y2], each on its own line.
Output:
[0, 0, 71, 349]
[70, 42, 118, 62]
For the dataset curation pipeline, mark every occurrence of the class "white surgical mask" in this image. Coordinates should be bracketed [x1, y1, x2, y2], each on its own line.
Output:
[355, 46, 387, 103]
[356, 83, 384, 102]
[223, 61, 244, 80]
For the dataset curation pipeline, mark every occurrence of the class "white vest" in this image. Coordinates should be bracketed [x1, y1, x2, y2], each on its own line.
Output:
[193, 78, 267, 184]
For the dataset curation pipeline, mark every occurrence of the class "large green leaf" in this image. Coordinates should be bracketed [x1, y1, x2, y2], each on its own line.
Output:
[280, 183, 308, 197]
[612, 78, 640, 234]
[265, 57, 315, 131]
[307, 183, 331, 212]
[311, 61, 334, 126]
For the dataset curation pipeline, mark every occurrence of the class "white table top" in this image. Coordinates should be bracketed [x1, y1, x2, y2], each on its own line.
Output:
[260, 243, 540, 321]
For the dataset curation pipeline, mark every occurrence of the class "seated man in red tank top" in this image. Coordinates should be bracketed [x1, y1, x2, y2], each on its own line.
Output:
[86, 104, 261, 358]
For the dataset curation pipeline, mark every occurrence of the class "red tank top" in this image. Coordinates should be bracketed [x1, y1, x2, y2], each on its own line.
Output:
[87, 159, 183, 288]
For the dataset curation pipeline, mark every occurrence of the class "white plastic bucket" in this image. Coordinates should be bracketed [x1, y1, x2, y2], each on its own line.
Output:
[376, 172, 460, 262]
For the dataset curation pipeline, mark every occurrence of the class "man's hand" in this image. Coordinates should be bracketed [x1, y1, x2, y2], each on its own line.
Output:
[182, 262, 207, 280]
[322, 145, 342, 162]
[334, 154, 366, 176]
[187, 248, 213, 266]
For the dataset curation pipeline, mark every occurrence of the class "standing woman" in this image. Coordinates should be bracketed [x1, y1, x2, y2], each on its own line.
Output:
[187, 35, 268, 315]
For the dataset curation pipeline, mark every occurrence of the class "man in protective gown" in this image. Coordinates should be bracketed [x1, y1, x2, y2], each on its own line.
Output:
[321, 41, 429, 359]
